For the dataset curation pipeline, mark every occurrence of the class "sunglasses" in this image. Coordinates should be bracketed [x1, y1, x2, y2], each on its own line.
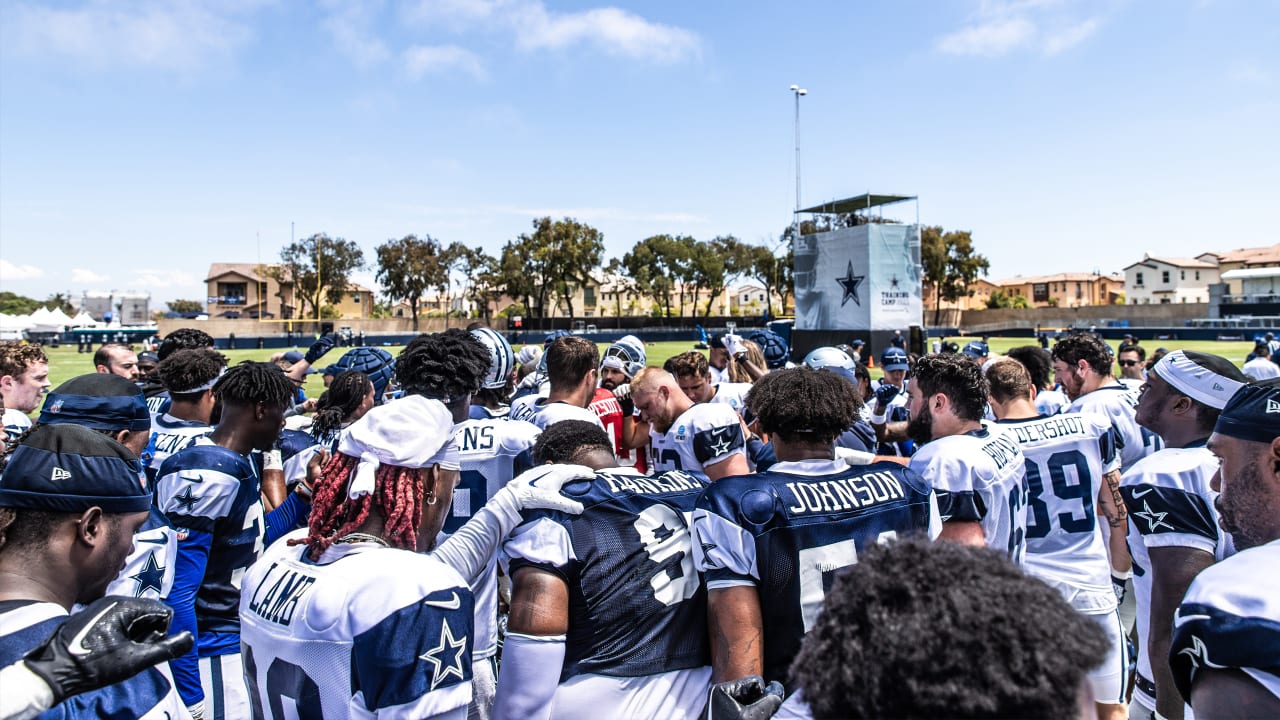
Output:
[1118, 360, 1140, 367]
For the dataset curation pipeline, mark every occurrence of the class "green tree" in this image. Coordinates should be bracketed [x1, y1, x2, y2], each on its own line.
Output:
[623, 235, 681, 319]
[921, 225, 990, 325]
[268, 233, 365, 319]
[985, 288, 1029, 309]
[166, 299, 205, 314]
[44, 293, 76, 314]
[603, 257, 640, 321]
[0, 292, 40, 316]
[687, 236, 746, 318]
[534, 217, 605, 318]
[375, 235, 446, 332]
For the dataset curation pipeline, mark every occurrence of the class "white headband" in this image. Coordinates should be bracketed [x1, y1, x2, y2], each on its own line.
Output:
[337, 394, 455, 500]
[1153, 350, 1244, 410]
[170, 368, 225, 395]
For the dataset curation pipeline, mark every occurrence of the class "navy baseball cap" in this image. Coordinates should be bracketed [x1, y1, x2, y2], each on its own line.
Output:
[962, 341, 989, 359]
[881, 347, 910, 372]
[39, 374, 150, 432]
[0, 424, 150, 514]
[282, 350, 305, 364]
[709, 334, 728, 350]
[1213, 377, 1280, 444]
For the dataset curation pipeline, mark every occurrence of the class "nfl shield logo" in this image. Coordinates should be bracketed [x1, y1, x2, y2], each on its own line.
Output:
[48, 400, 63, 414]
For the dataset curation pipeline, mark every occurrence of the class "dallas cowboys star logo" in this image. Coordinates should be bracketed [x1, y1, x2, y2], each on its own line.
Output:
[1134, 501, 1173, 532]
[890, 275, 900, 289]
[420, 619, 468, 690]
[1177, 635, 1225, 670]
[708, 430, 733, 457]
[129, 551, 166, 597]
[172, 486, 199, 513]
[837, 261, 865, 307]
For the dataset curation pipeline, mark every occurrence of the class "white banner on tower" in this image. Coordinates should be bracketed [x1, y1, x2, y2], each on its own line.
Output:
[793, 224, 922, 331]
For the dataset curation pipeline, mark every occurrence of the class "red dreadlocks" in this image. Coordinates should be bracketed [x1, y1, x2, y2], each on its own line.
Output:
[291, 451, 427, 561]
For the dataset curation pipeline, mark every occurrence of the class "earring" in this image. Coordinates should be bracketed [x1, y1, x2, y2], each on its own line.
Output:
[425, 491, 438, 506]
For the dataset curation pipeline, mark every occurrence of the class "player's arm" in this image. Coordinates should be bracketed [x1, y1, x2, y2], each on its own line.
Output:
[706, 454, 750, 482]
[259, 449, 287, 511]
[708, 586, 765, 683]
[623, 415, 650, 451]
[165, 527, 212, 712]
[1149, 546, 1216, 720]
[937, 521, 986, 546]
[1096, 469, 1132, 575]
[1188, 669, 1280, 719]
[493, 568, 569, 720]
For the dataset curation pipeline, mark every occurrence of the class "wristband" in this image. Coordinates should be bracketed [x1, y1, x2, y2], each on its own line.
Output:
[869, 411, 888, 425]
[294, 480, 313, 502]
[263, 449, 283, 472]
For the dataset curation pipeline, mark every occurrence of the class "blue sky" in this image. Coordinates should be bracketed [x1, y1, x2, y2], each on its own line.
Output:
[1, 0, 1277, 308]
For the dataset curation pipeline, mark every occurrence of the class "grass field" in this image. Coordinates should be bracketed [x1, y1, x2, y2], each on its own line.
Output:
[37, 336, 1258, 397]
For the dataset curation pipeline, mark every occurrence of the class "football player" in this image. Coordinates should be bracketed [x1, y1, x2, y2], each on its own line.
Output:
[509, 336, 604, 430]
[692, 367, 938, 718]
[146, 348, 225, 485]
[597, 335, 649, 473]
[868, 347, 915, 457]
[495, 420, 712, 719]
[240, 393, 587, 720]
[664, 351, 752, 415]
[0, 425, 191, 719]
[630, 368, 748, 482]
[157, 362, 320, 719]
[986, 359, 1129, 720]
[0, 341, 50, 442]
[1171, 378, 1280, 718]
[1121, 350, 1247, 720]
[792, 539, 1109, 719]
[906, 354, 1029, 561]
[468, 327, 517, 420]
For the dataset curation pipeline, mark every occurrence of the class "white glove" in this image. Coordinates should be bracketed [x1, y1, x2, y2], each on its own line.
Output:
[612, 383, 631, 400]
[724, 334, 748, 357]
[491, 464, 592, 517]
[835, 447, 876, 466]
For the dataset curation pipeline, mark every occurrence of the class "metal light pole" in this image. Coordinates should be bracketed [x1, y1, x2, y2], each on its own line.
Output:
[789, 84, 807, 237]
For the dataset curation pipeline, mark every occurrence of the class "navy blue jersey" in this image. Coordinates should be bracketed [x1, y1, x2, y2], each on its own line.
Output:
[503, 469, 711, 681]
[157, 441, 309, 705]
[0, 600, 188, 719]
[693, 459, 938, 684]
[145, 412, 211, 485]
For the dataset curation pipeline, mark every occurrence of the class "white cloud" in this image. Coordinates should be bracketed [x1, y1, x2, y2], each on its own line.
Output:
[937, 1, 1107, 58]
[512, 5, 701, 63]
[71, 268, 109, 283]
[3, 1, 260, 72]
[127, 269, 200, 290]
[937, 18, 1035, 57]
[321, 0, 391, 69]
[404, 0, 701, 64]
[403, 44, 487, 80]
[1043, 18, 1100, 56]
[0, 259, 45, 281]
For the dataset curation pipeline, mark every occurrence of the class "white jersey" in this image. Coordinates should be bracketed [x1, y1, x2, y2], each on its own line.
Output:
[1243, 356, 1280, 381]
[1172, 538, 1280, 705]
[996, 412, 1120, 613]
[909, 422, 1029, 563]
[1120, 444, 1232, 711]
[1070, 383, 1162, 471]
[509, 396, 603, 431]
[649, 403, 745, 482]
[2, 407, 31, 441]
[708, 383, 752, 415]
[147, 413, 212, 482]
[240, 529, 474, 720]
[708, 364, 731, 384]
[450, 416, 540, 659]
[1036, 388, 1069, 416]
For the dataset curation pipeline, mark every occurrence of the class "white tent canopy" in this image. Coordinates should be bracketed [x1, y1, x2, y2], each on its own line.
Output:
[0, 313, 35, 332]
[46, 307, 75, 325]
[70, 311, 101, 327]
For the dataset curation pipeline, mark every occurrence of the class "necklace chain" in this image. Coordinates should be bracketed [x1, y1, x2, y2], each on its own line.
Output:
[336, 532, 389, 547]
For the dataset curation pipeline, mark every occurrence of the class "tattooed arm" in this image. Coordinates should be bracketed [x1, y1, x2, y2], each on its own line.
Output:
[1098, 469, 1131, 574]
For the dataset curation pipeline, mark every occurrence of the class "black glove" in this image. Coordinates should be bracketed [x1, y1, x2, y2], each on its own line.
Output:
[704, 675, 785, 720]
[874, 383, 901, 408]
[23, 596, 194, 704]
[303, 333, 338, 365]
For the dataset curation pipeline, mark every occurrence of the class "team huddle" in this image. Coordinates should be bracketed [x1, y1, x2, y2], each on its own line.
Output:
[0, 327, 1276, 720]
